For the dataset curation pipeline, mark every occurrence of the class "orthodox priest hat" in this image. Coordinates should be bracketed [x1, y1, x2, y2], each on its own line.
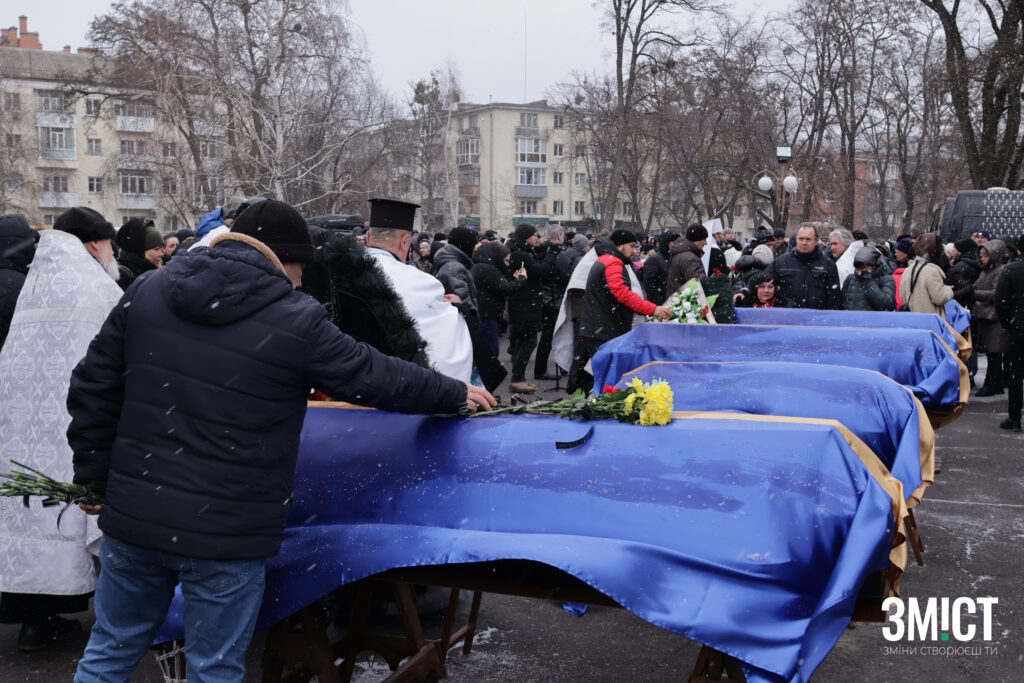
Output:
[368, 198, 420, 231]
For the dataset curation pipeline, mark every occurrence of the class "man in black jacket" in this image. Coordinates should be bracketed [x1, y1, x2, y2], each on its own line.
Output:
[765, 224, 841, 309]
[68, 200, 494, 682]
[507, 223, 556, 392]
[114, 218, 163, 290]
[995, 234, 1024, 431]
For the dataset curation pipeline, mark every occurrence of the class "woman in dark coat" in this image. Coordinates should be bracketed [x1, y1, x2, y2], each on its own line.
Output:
[642, 230, 679, 306]
[472, 241, 526, 357]
[974, 239, 1010, 396]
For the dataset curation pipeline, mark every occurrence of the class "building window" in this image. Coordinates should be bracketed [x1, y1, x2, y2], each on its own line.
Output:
[517, 166, 547, 185]
[825, 192, 839, 204]
[163, 142, 177, 158]
[734, 205, 744, 218]
[520, 112, 538, 128]
[553, 114, 564, 129]
[575, 173, 586, 186]
[119, 173, 151, 195]
[4, 133, 21, 148]
[621, 201, 634, 216]
[6, 173, 23, 191]
[552, 172, 564, 186]
[43, 175, 69, 192]
[164, 216, 179, 232]
[114, 101, 154, 118]
[87, 138, 102, 155]
[552, 200, 564, 215]
[574, 201, 586, 215]
[199, 140, 219, 159]
[121, 139, 146, 156]
[516, 138, 547, 163]
[468, 114, 478, 128]
[3, 92, 21, 112]
[574, 145, 585, 157]
[88, 177, 104, 194]
[163, 179, 178, 195]
[826, 213, 838, 227]
[39, 127, 73, 153]
[36, 91, 67, 112]
[553, 143, 564, 157]
[456, 138, 480, 165]
[85, 99, 102, 116]
[43, 214, 57, 226]
[458, 166, 480, 187]
[520, 200, 538, 214]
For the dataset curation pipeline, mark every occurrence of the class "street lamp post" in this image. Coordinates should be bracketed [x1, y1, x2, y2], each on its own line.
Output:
[753, 146, 799, 233]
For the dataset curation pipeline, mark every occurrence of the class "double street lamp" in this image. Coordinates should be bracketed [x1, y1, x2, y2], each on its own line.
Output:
[753, 146, 799, 232]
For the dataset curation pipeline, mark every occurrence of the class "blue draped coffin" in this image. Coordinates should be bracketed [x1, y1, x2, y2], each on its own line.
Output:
[945, 300, 971, 335]
[617, 362, 931, 504]
[733, 308, 967, 360]
[157, 406, 899, 683]
[591, 323, 967, 410]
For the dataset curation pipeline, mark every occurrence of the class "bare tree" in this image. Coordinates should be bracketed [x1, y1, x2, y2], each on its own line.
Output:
[920, 0, 1024, 189]
[408, 68, 460, 230]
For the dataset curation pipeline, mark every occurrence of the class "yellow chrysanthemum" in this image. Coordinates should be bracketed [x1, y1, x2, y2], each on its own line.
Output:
[637, 380, 673, 426]
[623, 392, 637, 415]
[628, 376, 646, 397]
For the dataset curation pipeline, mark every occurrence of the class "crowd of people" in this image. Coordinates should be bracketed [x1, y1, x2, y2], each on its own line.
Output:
[0, 197, 1023, 680]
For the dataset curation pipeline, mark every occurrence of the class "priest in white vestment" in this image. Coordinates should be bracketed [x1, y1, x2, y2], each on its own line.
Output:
[0, 208, 123, 649]
[363, 198, 473, 382]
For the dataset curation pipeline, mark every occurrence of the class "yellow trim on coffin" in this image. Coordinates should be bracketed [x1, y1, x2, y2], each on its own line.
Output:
[671, 410, 907, 595]
[944, 320, 973, 362]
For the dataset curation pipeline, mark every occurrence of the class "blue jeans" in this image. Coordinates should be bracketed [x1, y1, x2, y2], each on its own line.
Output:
[76, 535, 266, 683]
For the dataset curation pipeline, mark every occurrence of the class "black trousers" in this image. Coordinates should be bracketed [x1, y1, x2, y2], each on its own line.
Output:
[534, 304, 558, 378]
[1007, 335, 1024, 422]
[509, 324, 540, 381]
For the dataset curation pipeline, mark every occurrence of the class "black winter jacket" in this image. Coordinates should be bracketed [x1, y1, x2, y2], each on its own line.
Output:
[116, 251, 157, 291]
[472, 242, 526, 320]
[433, 243, 479, 316]
[946, 251, 982, 307]
[507, 236, 556, 328]
[766, 248, 842, 309]
[67, 239, 467, 561]
[557, 246, 586, 288]
[642, 250, 671, 306]
[0, 215, 36, 350]
[579, 239, 656, 343]
[995, 259, 1024, 336]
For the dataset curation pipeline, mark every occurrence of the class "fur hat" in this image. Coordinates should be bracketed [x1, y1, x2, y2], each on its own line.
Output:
[231, 199, 314, 264]
[747, 271, 775, 289]
[685, 224, 708, 242]
[448, 226, 479, 258]
[752, 244, 774, 266]
[853, 246, 881, 268]
[54, 207, 115, 243]
[610, 229, 636, 246]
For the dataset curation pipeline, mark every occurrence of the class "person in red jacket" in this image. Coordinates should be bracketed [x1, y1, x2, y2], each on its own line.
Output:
[579, 230, 672, 358]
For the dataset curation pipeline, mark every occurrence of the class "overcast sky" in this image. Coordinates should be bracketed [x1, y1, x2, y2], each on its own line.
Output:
[17, 0, 793, 105]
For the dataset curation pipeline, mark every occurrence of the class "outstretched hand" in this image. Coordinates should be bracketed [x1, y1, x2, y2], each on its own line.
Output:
[465, 382, 497, 413]
[653, 305, 673, 320]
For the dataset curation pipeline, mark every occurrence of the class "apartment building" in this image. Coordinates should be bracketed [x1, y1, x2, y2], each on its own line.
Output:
[0, 18, 225, 232]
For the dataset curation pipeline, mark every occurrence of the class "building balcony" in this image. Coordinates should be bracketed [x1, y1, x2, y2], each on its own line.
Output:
[515, 126, 539, 137]
[36, 112, 75, 128]
[515, 185, 547, 199]
[116, 116, 156, 133]
[117, 154, 156, 170]
[459, 185, 480, 199]
[39, 148, 76, 161]
[461, 126, 480, 137]
[195, 120, 226, 137]
[38, 191, 79, 208]
[117, 194, 157, 210]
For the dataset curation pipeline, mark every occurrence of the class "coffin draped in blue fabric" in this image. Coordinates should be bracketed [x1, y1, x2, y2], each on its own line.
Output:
[591, 323, 965, 409]
[734, 308, 962, 357]
[944, 300, 971, 335]
[617, 362, 929, 503]
[156, 407, 897, 683]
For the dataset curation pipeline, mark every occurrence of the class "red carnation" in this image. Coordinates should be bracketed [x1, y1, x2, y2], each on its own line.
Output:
[602, 384, 621, 394]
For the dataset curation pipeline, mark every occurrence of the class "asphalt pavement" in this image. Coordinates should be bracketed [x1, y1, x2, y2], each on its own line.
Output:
[2, 357, 1021, 682]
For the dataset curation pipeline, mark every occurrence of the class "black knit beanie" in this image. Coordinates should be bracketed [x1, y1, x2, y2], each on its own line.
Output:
[448, 227, 479, 259]
[231, 199, 314, 264]
[54, 207, 115, 243]
[513, 223, 538, 242]
[116, 218, 157, 257]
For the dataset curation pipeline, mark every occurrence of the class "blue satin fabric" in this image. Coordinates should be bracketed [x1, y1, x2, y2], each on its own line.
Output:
[156, 407, 896, 683]
[945, 300, 971, 335]
[734, 308, 960, 355]
[591, 323, 964, 408]
[618, 362, 924, 501]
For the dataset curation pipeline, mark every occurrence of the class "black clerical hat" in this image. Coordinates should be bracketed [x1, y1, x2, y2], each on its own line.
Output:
[368, 198, 420, 231]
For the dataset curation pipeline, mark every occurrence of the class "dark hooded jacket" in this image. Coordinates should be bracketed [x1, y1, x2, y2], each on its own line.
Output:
[765, 247, 842, 309]
[666, 239, 706, 294]
[0, 215, 37, 350]
[841, 258, 896, 311]
[67, 239, 466, 561]
[973, 239, 1010, 353]
[472, 242, 526, 321]
[945, 243, 982, 307]
[995, 244, 1024, 337]
[580, 239, 657, 343]
[433, 242, 479, 316]
[115, 219, 158, 290]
